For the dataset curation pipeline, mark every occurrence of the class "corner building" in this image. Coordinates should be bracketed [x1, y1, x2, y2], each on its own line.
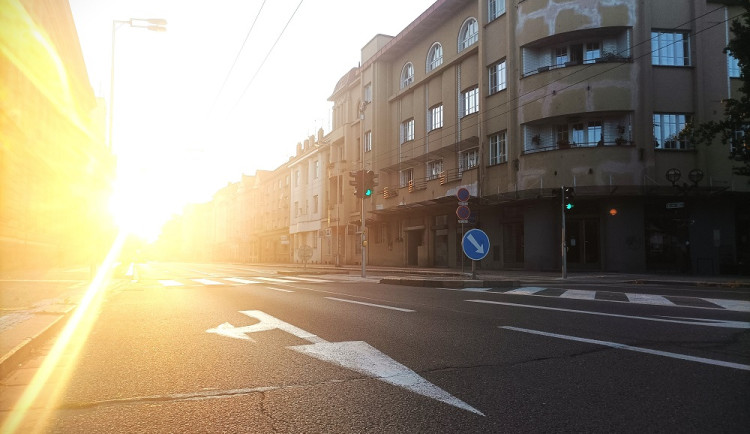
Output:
[331, 0, 749, 273]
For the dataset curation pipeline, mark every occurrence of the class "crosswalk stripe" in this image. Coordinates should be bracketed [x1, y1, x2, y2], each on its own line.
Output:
[159, 280, 183, 287]
[704, 298, 750, 312]
[255, 277, 293, 283]
[560, 289, 597, 300]
[505, 287, 546, 295]
[625, 293, 675, 306]
[192, 279, 224, 285]
[225, 278, 260, 284]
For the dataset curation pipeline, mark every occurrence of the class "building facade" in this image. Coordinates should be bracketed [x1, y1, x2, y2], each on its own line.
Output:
[1, 0, 115, 270]
[341, 0, 748, 273]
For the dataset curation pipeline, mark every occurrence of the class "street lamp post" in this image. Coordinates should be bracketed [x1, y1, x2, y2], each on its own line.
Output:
[108, 18, 167, 151]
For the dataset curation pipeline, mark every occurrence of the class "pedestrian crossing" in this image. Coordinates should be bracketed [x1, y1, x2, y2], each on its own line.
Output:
[481, 286, 750, 313]
[155, 275, 333, 288]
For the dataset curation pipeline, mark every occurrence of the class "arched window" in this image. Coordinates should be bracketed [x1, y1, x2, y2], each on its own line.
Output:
[400, 62, 414, 89]
[426, 43, 443, 72]
[458, 18, 478, 51]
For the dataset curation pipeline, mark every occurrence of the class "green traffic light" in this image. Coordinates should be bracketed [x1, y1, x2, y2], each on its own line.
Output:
[365, 189, 372, 197]
[566, 203, 574, 210]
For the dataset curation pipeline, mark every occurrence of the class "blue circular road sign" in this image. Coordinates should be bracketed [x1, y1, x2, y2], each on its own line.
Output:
[462, 229, 490, 261]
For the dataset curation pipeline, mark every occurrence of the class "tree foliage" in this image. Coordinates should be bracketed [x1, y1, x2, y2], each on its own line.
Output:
[685, 0, 750, 177]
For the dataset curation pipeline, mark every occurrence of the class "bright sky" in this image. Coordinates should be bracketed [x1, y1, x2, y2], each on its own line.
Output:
[68, 0, 436, 240]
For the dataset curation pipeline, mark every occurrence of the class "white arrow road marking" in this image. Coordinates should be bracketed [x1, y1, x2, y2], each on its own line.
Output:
[466, 234, 485, 254]
[206, 310, 483, 415]
[467, 300, 750, 329]
[501, 326, 750, 371]
[207, 311, 324, 343]
[290, 341, 484, 416]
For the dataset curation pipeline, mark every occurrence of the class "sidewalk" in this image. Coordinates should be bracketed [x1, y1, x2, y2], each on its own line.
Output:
[1, 263, 748, 378]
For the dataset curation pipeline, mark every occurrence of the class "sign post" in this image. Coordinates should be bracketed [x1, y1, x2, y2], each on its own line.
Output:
[456, 188, 471, 273]
[462, 228, 490, 280]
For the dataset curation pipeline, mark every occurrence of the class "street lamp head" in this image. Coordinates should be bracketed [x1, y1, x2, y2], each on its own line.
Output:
[146, 25, 167, 32]
[143, 18, 167, 26]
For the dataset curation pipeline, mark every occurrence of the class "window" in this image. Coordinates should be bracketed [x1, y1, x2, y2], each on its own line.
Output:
[489, 60, 507, 94]
[653, 113, 691, 149]
[313, 195, 319, 214]
[587, 121, 603, 145]
[313, 160, 319, 179]
[461, 86, 479, 117]
[294, 170, 300, 187]
[728, 53, 741, 78]
[426, 160, 443, 180]
[401, 63, 414, 89]
[400, 119, 415, 143]
[429, 105, 443, 131]
[584, 42, 601, 64]
[556, 124, 569, 145]
[458, 18, 478, 51]
[399, 168, 414, 188]
[554, 46, 568, 66]
[459, 148, 479, 173]
[488, 131, 507, 165]
[488, 0, 505, 21]
[364, 83, 372, 102]
[364, 130, 372, 152]
[294, 201, 299, 217]
[652, 30, 690, 66]
[427, 42, 443, 72]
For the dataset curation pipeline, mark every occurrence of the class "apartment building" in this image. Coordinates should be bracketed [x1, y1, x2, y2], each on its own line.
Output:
[330, 0, 749, 273]
[1, 0, 115, 270]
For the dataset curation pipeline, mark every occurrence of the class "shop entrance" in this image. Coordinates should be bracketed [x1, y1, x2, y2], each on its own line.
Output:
[566, 218, 600, 268]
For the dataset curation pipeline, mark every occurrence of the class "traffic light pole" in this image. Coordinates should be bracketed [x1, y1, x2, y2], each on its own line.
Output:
[361, 194, 366, 278]
[561, 186, 567, 279]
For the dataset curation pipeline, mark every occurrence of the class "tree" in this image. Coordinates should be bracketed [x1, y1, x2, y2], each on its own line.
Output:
[685, 1, 750, 177]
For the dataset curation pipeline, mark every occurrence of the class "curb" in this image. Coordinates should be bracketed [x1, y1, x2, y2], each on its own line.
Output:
[0, 313, 68, 378]
[380, 278, 521, 288]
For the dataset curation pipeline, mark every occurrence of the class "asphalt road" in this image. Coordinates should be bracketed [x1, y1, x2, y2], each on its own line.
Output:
[19, 263, 750, 432]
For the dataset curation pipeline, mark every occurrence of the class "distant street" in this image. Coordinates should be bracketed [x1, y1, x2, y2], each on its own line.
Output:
[5, 262, 750, 432]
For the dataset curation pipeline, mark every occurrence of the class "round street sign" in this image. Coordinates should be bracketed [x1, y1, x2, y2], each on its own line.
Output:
[456, 187, 471, 203]
[462, 229, 490, 261]
[456, 205, 471, 220]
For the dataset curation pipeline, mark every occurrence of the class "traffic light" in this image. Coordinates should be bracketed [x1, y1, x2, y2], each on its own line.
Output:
[349, 170, 364, 198]
[363, 170, 378, 198]
[563, 186, 575, 211]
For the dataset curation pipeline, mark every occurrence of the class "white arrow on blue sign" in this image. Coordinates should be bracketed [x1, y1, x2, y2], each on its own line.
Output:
[462, 228, 490, 261]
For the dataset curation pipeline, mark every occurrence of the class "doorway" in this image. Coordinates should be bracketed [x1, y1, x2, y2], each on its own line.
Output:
[566, 218, 600, 268]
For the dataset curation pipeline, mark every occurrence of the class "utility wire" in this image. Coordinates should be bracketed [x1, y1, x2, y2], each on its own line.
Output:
[232, 0, 305, 111]
[209, 0, 268, 115]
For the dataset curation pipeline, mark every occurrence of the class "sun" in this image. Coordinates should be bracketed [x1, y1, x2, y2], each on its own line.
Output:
[109, 164, 173, 242]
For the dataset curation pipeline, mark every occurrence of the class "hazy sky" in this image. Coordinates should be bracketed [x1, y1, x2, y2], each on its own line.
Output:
[68, 0, 436, 238]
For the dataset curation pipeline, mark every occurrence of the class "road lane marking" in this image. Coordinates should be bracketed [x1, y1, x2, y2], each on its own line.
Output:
[560, 289, 597, 300]
[501, 326, 750, 371]
[264, 286, 294, 293]
[505, 287, 546, 295]
[207, 310, 482, 415]
[224, 278, 260, 284]
[625, 293, 675, 306]
[192, 279, 224, 285]
[158, 280, 183, 287]
[704, 298, 750, 312]
[325, 297, 415, 312]
[466, 300, 750, 329]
